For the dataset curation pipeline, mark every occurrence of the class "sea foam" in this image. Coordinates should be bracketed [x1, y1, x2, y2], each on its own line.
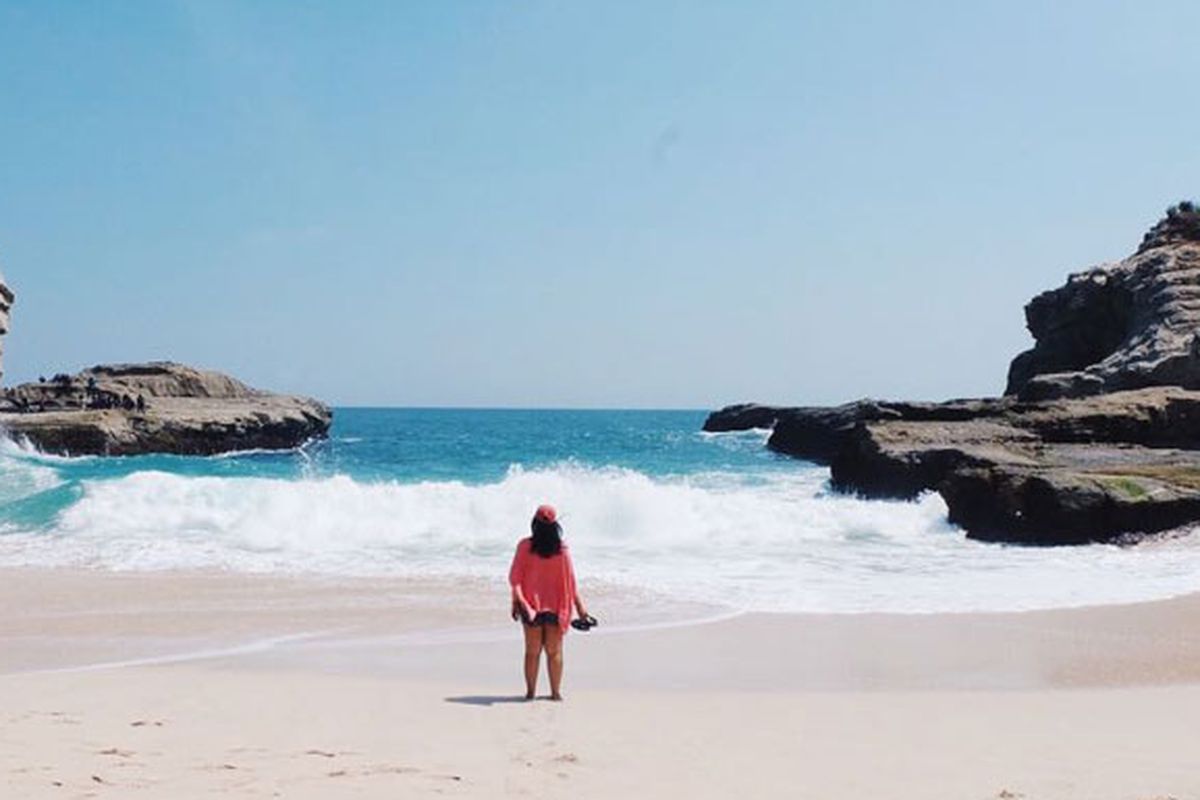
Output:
[1, 456, 1199, 613]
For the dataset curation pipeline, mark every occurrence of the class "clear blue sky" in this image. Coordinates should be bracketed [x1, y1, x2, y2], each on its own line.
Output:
[2, 1, 1198, 408]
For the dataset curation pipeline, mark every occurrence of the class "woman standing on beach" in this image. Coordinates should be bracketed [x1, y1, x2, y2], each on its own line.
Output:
[509, 504, 592, 701]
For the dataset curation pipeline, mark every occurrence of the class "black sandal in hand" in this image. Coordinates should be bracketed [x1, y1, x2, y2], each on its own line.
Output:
[570, 614, 598, 632]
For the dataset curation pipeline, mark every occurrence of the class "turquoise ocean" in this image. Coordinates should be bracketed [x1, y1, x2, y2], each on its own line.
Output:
[1, 408, 1198, 613]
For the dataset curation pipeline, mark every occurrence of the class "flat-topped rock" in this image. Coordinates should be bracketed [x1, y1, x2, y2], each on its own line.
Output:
[710, 388, 1200, 544]
[80, 362, 262, 398]
[0, 362, 331, 456]
[940, 452, 1200, 545]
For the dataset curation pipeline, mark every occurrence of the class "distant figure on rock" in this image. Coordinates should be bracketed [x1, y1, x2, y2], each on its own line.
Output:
[122, 395, 134, 411]
[136, 395, 146, 413]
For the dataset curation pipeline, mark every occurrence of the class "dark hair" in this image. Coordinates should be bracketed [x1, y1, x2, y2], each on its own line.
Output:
[530, 517, 563, 558]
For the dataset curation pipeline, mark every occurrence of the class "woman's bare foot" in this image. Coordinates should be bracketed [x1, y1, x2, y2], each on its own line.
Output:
[525, 691, 535, 701]
[549, 693, 563, 702]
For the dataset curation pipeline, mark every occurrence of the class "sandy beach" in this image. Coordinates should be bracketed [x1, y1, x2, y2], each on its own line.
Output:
[2, 569, 1199, 799]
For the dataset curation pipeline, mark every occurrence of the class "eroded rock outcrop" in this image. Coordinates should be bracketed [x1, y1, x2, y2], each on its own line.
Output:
[1007, 203, 1200, 401]
[0, 362, 331, 456]
[705, 204, 1200, 545]
[702, 403, 782, 432]
[0, 271, 13, 386]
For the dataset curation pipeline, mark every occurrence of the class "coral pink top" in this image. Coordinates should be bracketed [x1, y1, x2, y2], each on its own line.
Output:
[508, 537, 577, 633]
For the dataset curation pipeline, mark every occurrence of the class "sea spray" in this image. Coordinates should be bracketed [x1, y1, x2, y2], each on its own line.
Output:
[0, 410, 1198, 613]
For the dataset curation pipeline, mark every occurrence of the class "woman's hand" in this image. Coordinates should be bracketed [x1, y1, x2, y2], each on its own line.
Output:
[511, 599, 533, 623]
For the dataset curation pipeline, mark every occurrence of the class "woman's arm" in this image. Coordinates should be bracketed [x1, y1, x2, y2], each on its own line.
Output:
[508, 542, 533, 620]
[511, 588, 532, 621]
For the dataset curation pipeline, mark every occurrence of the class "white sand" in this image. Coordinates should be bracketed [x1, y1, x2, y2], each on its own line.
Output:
[2, 568, 1199, 799]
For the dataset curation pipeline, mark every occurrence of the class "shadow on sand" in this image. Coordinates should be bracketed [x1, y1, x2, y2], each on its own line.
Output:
[444, 695, 531, 707]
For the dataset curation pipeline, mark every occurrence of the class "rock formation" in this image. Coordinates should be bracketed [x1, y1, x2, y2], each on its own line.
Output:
[1007, 202, 1200, 400]
[0, 270, 13, 386]
[705, 204, 1200, 545]
[0, 362, 332, 456]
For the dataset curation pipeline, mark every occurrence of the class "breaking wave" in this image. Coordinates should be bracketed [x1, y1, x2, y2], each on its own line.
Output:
[1, 443, 1199, 613]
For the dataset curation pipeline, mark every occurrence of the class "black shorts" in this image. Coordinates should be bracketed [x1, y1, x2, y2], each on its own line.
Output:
[522, 611, 559, 628]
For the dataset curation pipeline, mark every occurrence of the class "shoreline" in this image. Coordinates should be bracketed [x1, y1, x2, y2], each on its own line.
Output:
[5, 566, 1200, 690]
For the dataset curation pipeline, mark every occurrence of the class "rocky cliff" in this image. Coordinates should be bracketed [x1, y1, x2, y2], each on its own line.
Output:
[1007, 203, 1200, 400]
[0, 362, 332, 456]
[0, 271, 13, 386]
[705, 204, 1200, 545]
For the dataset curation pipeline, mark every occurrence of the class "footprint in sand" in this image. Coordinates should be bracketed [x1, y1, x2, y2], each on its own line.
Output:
[40, 712, 81, 726]
[305, 749, 338, 759]
[98, 748, 135, 758]
[318, 764, 447, 782]
[362, 764, 422, 777]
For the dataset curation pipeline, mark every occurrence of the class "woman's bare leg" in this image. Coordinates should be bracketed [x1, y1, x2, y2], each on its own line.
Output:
[522, 624, 543, 699]
[543, 625, 565, 700]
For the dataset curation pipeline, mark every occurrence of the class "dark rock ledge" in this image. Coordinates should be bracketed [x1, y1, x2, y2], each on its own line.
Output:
[705, 203, 1200, 545]
[0, 362, 332, 456]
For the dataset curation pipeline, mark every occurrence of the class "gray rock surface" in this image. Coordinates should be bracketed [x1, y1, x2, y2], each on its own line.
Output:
[0, 271, 12, 386]
[702, 403, 782, 432]
[704, 205, 1200, 545]
[708, 388, 1200, 545]
[1007, 207, 1200, 400]
[0, 362, 331, 456]
[827, 388, 1200, 543]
